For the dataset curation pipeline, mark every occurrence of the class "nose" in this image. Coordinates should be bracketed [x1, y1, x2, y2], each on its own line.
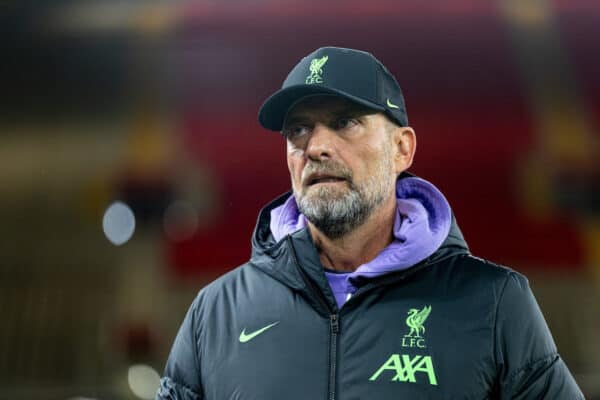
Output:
[305, 123, 336, 161]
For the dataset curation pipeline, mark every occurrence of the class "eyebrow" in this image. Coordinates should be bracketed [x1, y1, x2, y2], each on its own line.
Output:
[282, 115, 308, 125]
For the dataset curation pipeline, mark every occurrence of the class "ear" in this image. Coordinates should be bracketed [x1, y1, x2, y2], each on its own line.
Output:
[391, 126, 416, 174]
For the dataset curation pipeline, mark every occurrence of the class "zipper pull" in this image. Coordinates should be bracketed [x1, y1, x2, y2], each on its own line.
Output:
[330, 314, 340, 334]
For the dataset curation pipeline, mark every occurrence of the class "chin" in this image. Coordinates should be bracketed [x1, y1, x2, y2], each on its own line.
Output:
[304, 185, 349, 201]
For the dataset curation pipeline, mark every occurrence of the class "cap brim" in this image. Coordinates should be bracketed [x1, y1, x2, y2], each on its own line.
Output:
[258, 84, 385, 131]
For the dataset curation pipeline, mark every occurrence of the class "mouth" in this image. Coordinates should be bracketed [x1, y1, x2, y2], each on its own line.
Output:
[306, 174, 347, 187]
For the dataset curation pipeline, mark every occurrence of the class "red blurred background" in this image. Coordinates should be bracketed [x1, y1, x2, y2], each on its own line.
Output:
[167, 0, 598, 275]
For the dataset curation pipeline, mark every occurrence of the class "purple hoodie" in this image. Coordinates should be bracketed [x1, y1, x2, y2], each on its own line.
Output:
[270, 177, 452, 309]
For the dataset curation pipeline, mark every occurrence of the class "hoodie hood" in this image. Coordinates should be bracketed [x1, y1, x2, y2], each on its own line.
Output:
[271, 176, 452, 273]
[250, 172, 469, 311]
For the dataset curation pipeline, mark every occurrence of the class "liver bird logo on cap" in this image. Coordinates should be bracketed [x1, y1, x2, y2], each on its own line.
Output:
[305, 55, 329, 84]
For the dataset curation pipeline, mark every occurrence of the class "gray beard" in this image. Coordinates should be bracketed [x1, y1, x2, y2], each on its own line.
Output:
[294, 155, 395, 239]
[297, 184, 377, 239]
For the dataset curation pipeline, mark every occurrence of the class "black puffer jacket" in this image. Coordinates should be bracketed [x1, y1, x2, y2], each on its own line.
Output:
[157, 188, 583, 399]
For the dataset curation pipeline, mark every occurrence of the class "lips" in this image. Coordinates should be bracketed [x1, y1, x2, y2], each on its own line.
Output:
[306, 173, 347, 186]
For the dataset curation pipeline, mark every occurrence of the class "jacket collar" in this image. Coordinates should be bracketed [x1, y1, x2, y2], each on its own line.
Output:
[249, 172, 470, 311]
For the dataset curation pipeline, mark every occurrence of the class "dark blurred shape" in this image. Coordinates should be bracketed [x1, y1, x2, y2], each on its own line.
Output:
[554, 168, 600, 216]
[163, 200, 199, 241]
[118, 322, 156, 363]
[117, 177, 174, 225]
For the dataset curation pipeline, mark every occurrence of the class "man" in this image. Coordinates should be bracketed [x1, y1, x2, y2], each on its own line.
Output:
[157, 47, 583, 399]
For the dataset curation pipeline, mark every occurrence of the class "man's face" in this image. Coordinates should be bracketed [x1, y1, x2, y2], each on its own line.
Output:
[283, 96, 399, 239]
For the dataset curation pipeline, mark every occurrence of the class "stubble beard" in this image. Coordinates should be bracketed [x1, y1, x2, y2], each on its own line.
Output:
[294, 149, 396, 240]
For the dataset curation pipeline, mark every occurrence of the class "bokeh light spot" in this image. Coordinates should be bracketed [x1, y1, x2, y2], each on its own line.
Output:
[102, 201, 136, 245]
[128, 364, 161, 400]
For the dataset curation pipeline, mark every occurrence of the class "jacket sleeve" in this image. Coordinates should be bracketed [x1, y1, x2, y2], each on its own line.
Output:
[494, 272, 584, 399]
[156, 295, 203, 400]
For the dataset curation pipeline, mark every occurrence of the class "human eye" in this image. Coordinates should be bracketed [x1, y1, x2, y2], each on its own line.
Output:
[334, 117, 359, 131]
[282, 124, 310, 139]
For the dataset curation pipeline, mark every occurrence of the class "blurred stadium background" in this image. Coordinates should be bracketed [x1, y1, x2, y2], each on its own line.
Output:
[1, 0, 599, 398]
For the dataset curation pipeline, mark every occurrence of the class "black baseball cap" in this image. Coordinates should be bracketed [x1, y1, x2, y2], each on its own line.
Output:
[258, 46, 408, 131]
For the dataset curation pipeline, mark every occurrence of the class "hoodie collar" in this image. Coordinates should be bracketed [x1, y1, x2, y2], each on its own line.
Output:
[269, 175, 453, 279]
[250, 173, 469, 311]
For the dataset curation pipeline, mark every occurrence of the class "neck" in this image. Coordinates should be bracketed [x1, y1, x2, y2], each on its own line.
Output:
[309, 194, 396, 272]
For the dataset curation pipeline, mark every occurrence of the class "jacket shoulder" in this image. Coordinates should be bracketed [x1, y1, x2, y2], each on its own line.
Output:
[193, 260, 288, 318]
[454, 254, 528, 287]
[431, 253, 527, 293]
[195, 262, 260, 303]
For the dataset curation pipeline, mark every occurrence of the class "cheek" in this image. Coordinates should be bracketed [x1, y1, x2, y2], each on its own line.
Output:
[357, 145, 392, 177]
[286, 153, 303, 187]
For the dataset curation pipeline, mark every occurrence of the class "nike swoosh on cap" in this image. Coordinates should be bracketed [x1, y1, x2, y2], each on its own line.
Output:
[239, 321, 280, 343]
[386, 98, 400, 109]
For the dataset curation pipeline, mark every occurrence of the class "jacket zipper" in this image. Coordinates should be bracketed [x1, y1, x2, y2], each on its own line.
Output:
[286, 235, 339, 400]
[329, 313, 339, 400]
